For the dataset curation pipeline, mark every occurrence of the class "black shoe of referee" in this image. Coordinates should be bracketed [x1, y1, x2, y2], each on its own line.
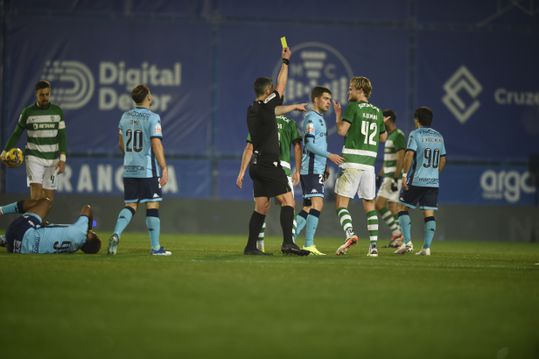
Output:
[244, 247, 273, 256]
[281, 243, 310, 256]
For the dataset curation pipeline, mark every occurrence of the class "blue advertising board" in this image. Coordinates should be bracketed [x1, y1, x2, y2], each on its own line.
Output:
[204, 159, 539, 206]
[2, 0, 538, 206]
[216, 22, 410, 156]
[416, 30, 539, 160]
[3, 15, 213, 156]
[4, 158, 211, 199]
[439, 164, 537, 206]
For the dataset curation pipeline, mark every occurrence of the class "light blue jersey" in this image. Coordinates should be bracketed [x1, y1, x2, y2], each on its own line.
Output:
[119, 107, 163, 178]
[406, 127, 446, 188]
[14, 214, 88, 254]
[301, 111, 328, 175]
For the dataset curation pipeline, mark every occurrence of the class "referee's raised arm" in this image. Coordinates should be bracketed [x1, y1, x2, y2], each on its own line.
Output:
[275, 47, 291, 98]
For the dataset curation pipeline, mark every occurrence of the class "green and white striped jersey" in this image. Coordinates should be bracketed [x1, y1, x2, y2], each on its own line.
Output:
[383, 128, 406, 178]
[340, 101, 385, 170]
[247, 115, 301, 176]
[4, 103, 67, 164]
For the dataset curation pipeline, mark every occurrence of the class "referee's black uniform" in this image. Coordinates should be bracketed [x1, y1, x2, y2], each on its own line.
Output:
[247, 90, 290, 198]
[244, 90, 308, 255]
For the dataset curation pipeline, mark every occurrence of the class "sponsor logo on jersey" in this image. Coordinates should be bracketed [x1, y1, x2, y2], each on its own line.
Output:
[306, 121, 315, 135]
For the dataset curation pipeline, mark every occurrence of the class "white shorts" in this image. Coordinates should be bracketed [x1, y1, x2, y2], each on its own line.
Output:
[376, 177, 402, 202]
[25, 156, 59, 190]
[335, 167, 376, 200]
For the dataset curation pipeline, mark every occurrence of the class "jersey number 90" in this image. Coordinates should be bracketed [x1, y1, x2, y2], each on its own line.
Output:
[423, 148, 440, 168]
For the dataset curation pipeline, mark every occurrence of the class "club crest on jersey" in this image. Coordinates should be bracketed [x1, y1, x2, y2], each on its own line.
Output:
[306, 121, 315, 134]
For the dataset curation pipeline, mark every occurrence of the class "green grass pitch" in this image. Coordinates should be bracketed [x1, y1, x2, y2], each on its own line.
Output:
[1, 233, 538, 359]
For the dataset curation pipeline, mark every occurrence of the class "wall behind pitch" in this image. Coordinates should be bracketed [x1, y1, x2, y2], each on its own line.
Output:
[3, 14, 213, 155]
[216, 22, 410, 156]
[0, 193, 537, 243]
[416, 29, 539, 160]
[1, 0, 539, 206]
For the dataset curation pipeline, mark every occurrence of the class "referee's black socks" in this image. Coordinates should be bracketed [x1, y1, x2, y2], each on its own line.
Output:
[280, 205, 295, 245]
[247, 211, 266, 250]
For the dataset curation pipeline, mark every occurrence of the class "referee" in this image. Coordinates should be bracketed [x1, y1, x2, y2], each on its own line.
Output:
[244, 45, 309, 256]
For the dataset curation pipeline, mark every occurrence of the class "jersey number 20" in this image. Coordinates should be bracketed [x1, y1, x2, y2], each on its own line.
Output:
[125, 129, 143, 152]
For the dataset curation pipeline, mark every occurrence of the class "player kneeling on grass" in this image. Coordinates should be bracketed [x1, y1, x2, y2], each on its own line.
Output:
[2, 198, 101, 254]
[395, 107, 446, 256]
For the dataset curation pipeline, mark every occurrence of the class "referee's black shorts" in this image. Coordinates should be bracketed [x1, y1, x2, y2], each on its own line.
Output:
[249, 161, 290, 198]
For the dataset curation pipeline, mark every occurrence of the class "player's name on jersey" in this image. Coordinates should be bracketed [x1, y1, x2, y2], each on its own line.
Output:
[357, 103, 379, 110]
[420, 137, 444, 143]
[362, 112, 377, 120]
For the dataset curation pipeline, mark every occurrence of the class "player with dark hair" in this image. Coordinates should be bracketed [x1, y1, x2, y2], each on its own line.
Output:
[375, 109, 406, 248]
[294, 86, 344, 255]
[334, 76, 387, 257]
[2, 198, 101, 254]
[107, 84, 171, 256]
[394, 106, 446, 255]
[243, 44, 309, 256]
[1, 80, 67, 201]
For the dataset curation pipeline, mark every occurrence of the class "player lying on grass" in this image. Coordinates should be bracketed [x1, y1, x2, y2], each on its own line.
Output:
[1, 198, 101, 254]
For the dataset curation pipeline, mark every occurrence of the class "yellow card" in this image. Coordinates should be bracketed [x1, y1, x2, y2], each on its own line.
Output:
[280, 36, 288, 49]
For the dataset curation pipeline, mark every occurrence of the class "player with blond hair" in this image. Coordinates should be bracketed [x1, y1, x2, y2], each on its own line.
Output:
[334, 76, 387, 257]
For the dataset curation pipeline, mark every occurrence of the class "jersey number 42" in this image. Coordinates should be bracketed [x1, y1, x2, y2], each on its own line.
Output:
[361, 121, 378, 145]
